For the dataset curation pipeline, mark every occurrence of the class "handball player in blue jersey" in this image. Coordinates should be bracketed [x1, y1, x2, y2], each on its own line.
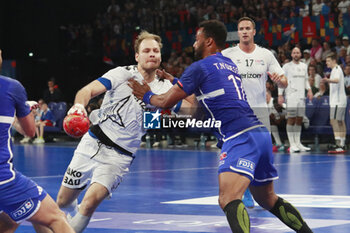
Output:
[129, 20, 312, 233]
[0, 49, 74, 232]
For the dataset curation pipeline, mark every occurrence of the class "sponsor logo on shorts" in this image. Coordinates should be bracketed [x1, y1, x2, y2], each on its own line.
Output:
[64, 167, 82, 186]
[10, 199, 34, 220]
[237, 158, 255, 171]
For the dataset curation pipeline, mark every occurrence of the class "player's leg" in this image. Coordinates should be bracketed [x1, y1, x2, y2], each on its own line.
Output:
[295, 102, 310, 151]
[250, 182, 312, 232]
[69, 182, 109, 233]
[0, 212, 19, 233]
[28, 194, 74, 233]
[219, 172, 251, 233]
[218, 128, 270, 232]
[286, 116, 300, 152]
[242, 188, 254, 209]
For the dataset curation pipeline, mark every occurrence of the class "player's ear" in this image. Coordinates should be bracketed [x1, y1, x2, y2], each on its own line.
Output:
[253, 28, 256, 36]
[206, 37, 214, 47]
[135, 53, 139, 63]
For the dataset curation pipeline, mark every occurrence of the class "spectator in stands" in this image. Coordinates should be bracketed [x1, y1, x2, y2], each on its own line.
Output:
[301, 49, 311, 66]
[299, 1, 309, 17]
[308, 76, 319, 95]
[308, 64, 322, 88]
[338, 0, 350, 14]
[321, 41, 333, 62]
[312, 0, 324, 16]
[321, 0, 331, 15]
[334, 37, 344, 55]
[33, 102, 55, 144]
[344, 65, 350, 95]
[267, 90, 285, 152]
[311, 39, 323, 63]
[314, 80, 329, 98]
[339, 47, 348, 68]
[43, 78, 64, 103]
[342, 36, 350, 55]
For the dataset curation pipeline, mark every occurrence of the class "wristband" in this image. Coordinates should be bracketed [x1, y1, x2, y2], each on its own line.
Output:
[143, 91, 156, 105]
[172, 78, 179, 85]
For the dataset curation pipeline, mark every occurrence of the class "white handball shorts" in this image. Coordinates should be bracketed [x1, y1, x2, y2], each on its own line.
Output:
[286, 99, 305, 118]
[330, 104, 346, 121]
[61, 133, 134, 195]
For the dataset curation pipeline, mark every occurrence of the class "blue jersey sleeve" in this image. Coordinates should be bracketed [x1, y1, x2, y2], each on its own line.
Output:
[11, 80, 30, 118]
[178, 62, 205, 95]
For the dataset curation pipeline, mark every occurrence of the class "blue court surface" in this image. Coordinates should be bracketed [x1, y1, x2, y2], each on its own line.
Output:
[12, 143, 350, 233]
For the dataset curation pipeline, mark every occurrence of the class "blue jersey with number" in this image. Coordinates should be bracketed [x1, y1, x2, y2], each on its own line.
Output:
[0, 75, 30, 184]
[178, 52, 262, 140]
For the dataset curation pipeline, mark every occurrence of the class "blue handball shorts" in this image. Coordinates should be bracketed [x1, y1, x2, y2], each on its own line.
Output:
[218, 126, 279, 186]
[0, 170, 47, 223]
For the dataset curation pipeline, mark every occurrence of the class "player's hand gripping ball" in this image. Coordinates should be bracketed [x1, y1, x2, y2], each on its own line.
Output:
[63, 113, 90, 138]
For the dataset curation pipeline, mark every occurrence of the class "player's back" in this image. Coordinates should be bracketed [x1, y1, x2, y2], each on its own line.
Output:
[0, 76, 26, 183]
[180, 53, 262, 139]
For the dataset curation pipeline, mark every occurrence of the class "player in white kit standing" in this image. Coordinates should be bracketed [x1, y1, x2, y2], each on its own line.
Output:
[34, 31, 191, 233]
[222, 17, 288, 208]
[323, 54, 347, 153]
[279, 47, 313, 153]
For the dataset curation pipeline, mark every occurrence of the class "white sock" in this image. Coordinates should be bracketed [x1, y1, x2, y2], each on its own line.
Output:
[61, 199, 78, 217]
[286, 124, 295, 147]
[340, 137, 346, 147]
[294, 125, 302, 146]
[271, 125, 282, 145]
[69, 212, 91, 233]
[335, 136, 341, 146]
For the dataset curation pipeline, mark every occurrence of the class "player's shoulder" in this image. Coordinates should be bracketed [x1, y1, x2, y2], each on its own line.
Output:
[255, 45, 275, 57]
[0, 75, 24, 89]
[222, 45, 240, 56]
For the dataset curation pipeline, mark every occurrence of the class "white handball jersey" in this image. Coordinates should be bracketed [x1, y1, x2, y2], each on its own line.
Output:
[329, 65, 347, 107]
[282, 61, 310, 102]
[89, 65, 173, 154]
[222, 45, 284, 127]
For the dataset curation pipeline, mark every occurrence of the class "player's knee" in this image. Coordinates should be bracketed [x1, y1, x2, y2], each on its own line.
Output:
[218, 192, 240, 210]
[79, 197, 98, 216]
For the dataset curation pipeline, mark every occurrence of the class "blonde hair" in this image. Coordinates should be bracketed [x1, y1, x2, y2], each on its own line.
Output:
[134, 31, 162, 53]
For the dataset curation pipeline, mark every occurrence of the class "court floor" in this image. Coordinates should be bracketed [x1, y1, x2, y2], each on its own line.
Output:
[11, 143, 350, 233]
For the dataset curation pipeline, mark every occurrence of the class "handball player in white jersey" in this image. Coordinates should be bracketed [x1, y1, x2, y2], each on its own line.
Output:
[222, 17, 287, 209]
[35, 31, 191, 233]
[323, 54, 347, 153]
[279, 47, 313, 153]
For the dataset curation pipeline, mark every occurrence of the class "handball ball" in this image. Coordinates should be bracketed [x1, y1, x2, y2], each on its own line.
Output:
[63, 114, 90, 138]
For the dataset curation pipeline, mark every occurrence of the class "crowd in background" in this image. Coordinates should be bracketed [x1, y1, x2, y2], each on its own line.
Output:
[23, 0, 350, 147]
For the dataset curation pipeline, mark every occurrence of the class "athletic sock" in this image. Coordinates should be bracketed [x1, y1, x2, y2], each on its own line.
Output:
[68, 212, 91, 233]
[271, 125, 282, 145]
[61, 199, 78, 216]
[269, 197, 312, 233]
[340, 137, 345, 147]
[294, 125, 302, 146]
[223, 199, 250, 233]
[286, 124, 295, 147]
[335, 136, 341, 147]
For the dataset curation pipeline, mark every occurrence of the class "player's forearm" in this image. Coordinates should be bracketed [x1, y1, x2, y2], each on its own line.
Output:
[74, 88, 92, 107]
[277, 75, 288, 88]
[327, 78, 339, 83]
[150, 94, 177, 109]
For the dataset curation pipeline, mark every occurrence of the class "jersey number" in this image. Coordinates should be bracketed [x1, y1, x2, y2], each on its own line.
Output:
[228, 75, 245, 100]
[245, 59, 253, 67]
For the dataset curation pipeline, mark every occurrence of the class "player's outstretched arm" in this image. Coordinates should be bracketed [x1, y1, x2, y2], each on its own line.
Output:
[129, 79, 188, 108]
[69, 80, 107, 116]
